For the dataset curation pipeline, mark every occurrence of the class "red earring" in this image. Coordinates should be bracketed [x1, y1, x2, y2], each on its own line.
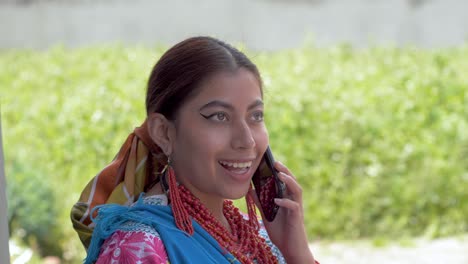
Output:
[165, 157, 194, 235]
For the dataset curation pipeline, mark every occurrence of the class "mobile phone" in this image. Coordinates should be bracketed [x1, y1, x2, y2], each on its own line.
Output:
[252, 146, 286, 222]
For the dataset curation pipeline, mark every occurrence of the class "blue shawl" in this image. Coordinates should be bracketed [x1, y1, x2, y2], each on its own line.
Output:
[84, 196, 240, 264]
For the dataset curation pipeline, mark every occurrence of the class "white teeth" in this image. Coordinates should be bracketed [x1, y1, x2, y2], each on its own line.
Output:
[219, 161, 252, 168]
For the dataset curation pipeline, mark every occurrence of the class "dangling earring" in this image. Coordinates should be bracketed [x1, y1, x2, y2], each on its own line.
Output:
[160, 158, 170, 194]
[163, 156, 194, 235]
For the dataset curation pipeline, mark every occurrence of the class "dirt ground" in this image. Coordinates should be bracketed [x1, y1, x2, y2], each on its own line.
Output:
[309, 235, 468, 264]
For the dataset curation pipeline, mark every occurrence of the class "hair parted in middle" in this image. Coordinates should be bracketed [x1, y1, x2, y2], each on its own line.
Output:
[145, 36, 263, 120]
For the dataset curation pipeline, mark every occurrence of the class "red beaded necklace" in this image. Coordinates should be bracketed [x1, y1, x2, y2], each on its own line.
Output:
[178, 185, 278, 264]
[164, 166, 279, 264]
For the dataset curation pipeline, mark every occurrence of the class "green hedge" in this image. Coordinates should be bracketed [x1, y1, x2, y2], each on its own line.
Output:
[1, 44, 467, 261]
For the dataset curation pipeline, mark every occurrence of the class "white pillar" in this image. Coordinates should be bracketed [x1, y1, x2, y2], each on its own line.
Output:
[0, 112, 10, 264]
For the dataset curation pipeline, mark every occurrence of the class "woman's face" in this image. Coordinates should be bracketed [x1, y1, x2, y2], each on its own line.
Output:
[170, 68, 268, 203]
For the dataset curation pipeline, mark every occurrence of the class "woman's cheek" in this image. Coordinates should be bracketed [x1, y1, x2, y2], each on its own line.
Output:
[195, 126, 230, 150]
[254, 125, 269, 148]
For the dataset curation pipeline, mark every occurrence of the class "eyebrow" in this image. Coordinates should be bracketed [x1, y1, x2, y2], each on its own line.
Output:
[199, 99, 264, 112]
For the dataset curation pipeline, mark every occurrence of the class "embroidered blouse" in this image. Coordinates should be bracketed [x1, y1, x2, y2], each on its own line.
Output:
[95, 194, 286, 264]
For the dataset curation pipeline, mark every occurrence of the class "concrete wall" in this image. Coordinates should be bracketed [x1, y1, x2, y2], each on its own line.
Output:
[0, 0, 467, 49]
[0, 113, 10, 264]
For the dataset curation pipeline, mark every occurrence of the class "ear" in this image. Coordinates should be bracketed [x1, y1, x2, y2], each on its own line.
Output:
[147, 113, 176, 156]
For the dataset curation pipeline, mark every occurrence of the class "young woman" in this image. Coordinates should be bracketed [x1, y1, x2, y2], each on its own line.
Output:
[71, 36, 317, 264]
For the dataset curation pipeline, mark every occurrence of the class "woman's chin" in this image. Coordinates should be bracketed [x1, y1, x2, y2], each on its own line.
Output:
[223, 185, 252, 200]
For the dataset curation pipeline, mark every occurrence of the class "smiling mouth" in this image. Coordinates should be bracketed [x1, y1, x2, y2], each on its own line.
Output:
[218, 160, 253, 175]
[219, 160, 253, 169]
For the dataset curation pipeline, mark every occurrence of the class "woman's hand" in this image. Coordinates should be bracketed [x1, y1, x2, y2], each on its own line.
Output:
[251, 161, 315, 264]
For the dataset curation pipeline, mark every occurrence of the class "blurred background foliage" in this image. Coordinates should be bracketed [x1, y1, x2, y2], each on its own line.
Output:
[1, 43, 467, 262]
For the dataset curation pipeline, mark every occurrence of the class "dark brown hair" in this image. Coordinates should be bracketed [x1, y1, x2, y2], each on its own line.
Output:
[145, 36, 262, 119]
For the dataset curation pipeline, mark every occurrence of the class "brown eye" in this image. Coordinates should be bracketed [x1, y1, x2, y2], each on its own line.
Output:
[215, 112, 228, 121]
[251, 111, 264, 122]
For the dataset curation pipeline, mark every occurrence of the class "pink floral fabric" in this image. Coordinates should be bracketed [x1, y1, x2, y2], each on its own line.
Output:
[96, 230, 169, 264]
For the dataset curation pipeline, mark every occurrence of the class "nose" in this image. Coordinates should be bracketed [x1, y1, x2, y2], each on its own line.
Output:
[231, 121, 256, 150]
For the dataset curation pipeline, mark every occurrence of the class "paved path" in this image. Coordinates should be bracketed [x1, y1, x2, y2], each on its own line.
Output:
[309, 236, 468, 264]
[10, 236, 468, 263]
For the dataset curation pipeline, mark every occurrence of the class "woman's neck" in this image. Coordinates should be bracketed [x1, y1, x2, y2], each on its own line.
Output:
[150, 177, 232, 232]
[153, 170, 234, 233]
[178, 181, 232, 233]
[192, 190, 232, 232]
